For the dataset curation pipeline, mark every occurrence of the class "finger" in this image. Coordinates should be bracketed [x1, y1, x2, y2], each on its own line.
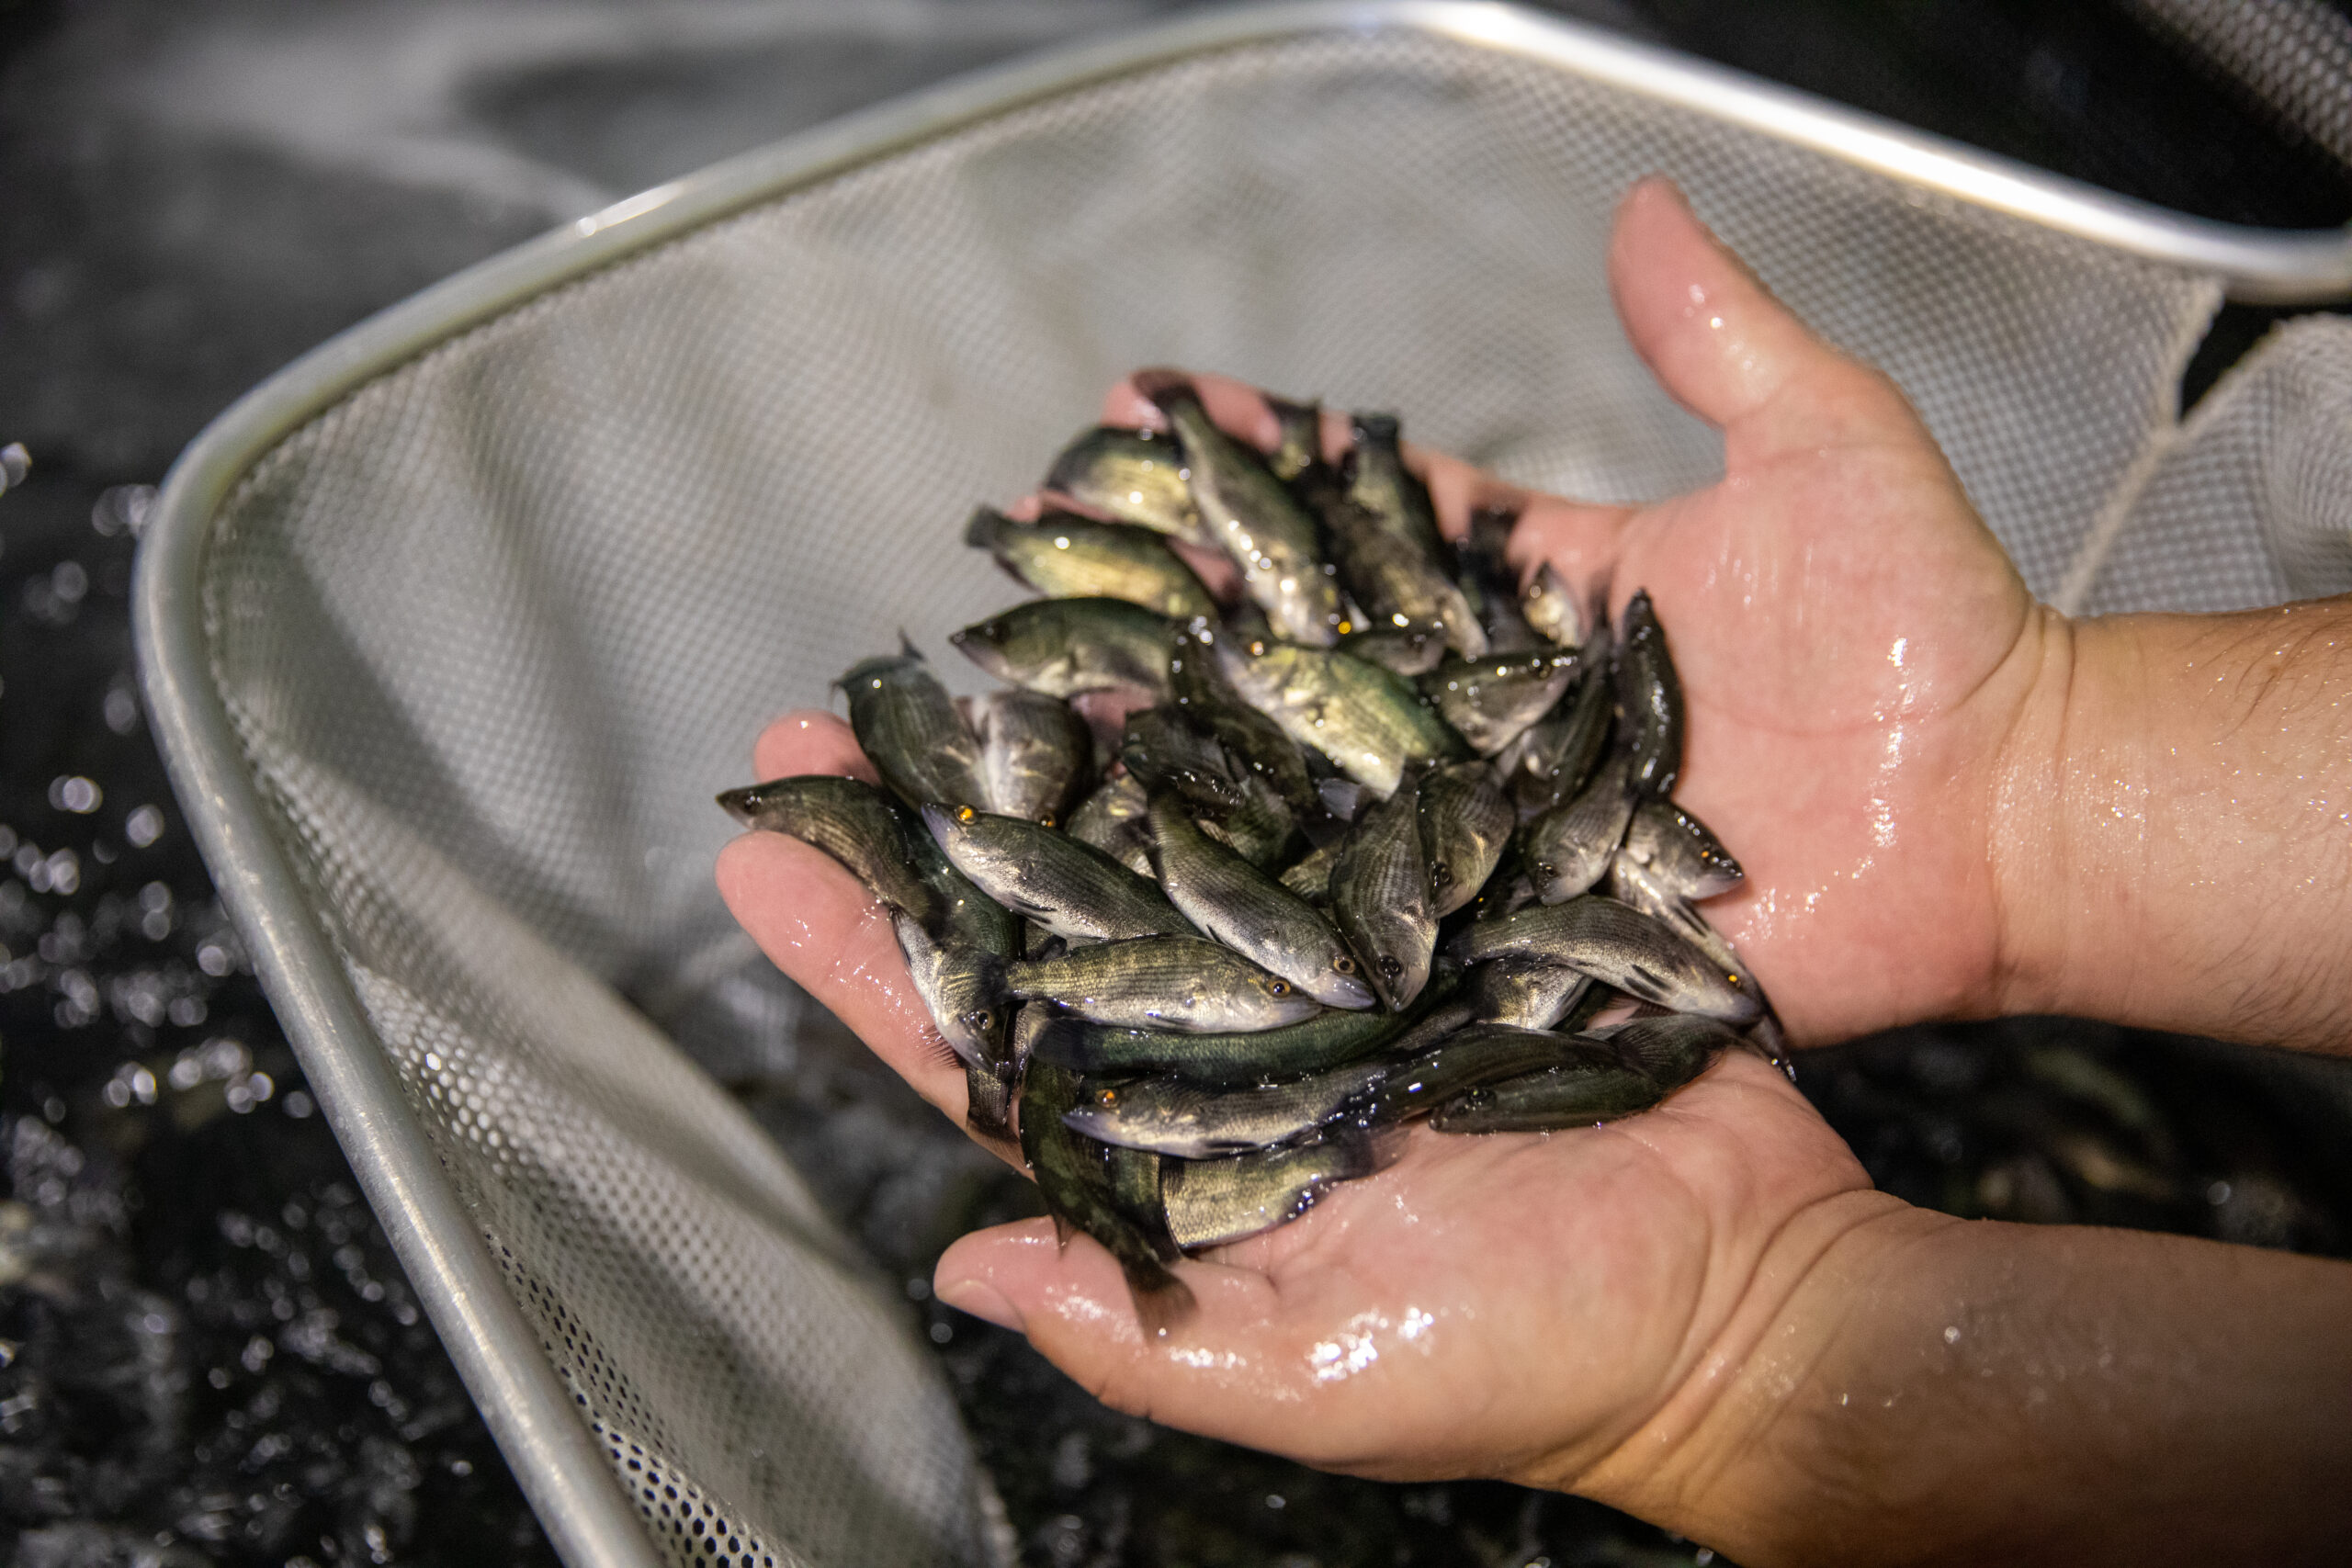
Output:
[752, 708, 876, 786]
[728, 711, 964, 1120]
[1504, 491, 1638, 610]
[716, 831, 968, 1123]
[1608, 177, 1903, 461]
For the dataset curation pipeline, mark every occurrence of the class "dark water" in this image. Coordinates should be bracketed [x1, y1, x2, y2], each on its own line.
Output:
[4, 1, 2349, 1564]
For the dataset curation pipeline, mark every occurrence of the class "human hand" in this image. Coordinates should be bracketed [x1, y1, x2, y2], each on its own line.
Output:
[714, 175, 1967, 1516]
[717, 180, 2352, 1565]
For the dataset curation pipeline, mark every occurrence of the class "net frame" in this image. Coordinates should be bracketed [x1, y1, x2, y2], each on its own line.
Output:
[130, 5, 2352, 1566]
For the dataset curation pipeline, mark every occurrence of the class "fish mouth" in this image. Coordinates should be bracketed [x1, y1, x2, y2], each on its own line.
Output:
[1306, 971, 1377, 1010]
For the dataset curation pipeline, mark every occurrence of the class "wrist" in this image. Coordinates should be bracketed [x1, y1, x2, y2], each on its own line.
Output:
[1555, 1190, 1939, 1555]
[1987, 598, 2352, 1050]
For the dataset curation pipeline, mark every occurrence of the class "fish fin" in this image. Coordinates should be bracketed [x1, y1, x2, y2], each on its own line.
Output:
[1744, 1009, 1798, 1083]
[964, 1060, 1017, 1142]
[1129, 367, 1193, 409]
[1028, 1015, 1093, 1071]
[898, 629, 924, 660]
[1121, 1259, 1197, 1339]
[963, 503, 1004, 552]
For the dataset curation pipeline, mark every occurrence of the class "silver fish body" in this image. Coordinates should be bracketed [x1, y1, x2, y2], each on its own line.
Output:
[1063, 1058, 1390, 1158]
[1121, 707, 1295, 866]
[1066, 773, 1153, 875]
[1614, 589, 1684, 795]
[1147, 794, 1373, 1009]
[1449, 895, 1763, 1023]
[965, 688, 1093, 827]
[1214, 638, 1464, 799]
[1456, 506, 1541, 654]
[1593, 1012, 1742, 1090]
[1146, 377, 1342, 646]
[1031, 964, 1460, 1084]
[1429, 1057, 1662, 1133]
[1466, 956, 1594, 1032]
[1020, 1062, 1193, 1332]
[1366, 1021, 1608, 1123]
[717, 774, 942, 931]
[1042, 425, 1210, 547]
[1161, 1128, 1401, 1250]
[1334, 625, 1447, 677]
[1329, 769, 1436, 1010]
[1341, 413, 1447, 563]
[1001, 936, 1321, 1033]
[1419, 648, 1578, 756]
[964, 505, 1216, 621]
[1501, 670, 1614, 822]
[1265, 395, 1325, 483]
[923, 804, 1193, 942]
[1417, 760, 1513, 917]
[1525, 750, 1639, 904]
[1322, 502, 1487, 660]
[950, 597, 1173, 703]
[1521, 563, 1586, 649]
[1623, 798, 1744, 899]
[1168, 620, 1323, 824]
[838, 649, 987, 811]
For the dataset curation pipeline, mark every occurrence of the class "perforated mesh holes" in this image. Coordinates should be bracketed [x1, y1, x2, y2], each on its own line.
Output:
[188, 22, 2347, 1568]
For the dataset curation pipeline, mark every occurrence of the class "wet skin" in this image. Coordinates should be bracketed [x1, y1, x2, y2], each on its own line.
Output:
[718, 183, 2352, 1565]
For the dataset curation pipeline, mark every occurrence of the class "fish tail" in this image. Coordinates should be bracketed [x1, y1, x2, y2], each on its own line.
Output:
[1121, 1258, 1198, 1338]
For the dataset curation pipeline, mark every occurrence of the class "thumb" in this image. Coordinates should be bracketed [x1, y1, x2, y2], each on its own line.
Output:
[1609, 178, 1891, 460]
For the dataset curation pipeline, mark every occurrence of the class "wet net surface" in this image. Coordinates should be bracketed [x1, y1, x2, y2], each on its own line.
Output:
[6, 3, 2352, 1566]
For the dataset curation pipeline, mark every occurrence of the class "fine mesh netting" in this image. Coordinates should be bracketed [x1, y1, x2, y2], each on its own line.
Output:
[187, 23, 2349, 1567]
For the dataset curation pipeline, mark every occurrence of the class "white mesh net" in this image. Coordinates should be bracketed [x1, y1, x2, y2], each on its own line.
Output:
[187, 24, 2348, 1566]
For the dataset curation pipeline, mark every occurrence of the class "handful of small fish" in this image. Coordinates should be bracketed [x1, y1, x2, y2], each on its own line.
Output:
[720, 372, 1784, 1331]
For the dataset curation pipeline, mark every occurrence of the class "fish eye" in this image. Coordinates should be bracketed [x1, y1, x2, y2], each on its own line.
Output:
[956, 805, 978, 822]
[1333, 955, 1356, 975]
[1097, 1087, 1119, 1105]
[1038, 814, 1057, 829]
[1267, 979, 1292, 997]
[1379, 956, 1402, 978]
[1249, 641, 1268, 657]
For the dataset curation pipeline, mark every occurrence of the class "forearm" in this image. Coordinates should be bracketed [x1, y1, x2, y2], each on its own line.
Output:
[1615, 1205, 2352, 1565]
[1996, 596, 2352, 1053]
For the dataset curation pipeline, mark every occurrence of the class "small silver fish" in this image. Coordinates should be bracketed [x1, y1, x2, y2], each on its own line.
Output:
[1417, 760, 1513, 918]
[1448, 896, 1762, 1023]
[1063, 1058, 1390, 1157]
[717, 774, 942, 931]
[1622, 798, 1743, 899]
[1000, 935, 1321, 1033]
[837, 646, 987, 811]
[965, 688, 1093, 828]
[1614, 589, 1683, 796]
[1042, 425, 1211, 547]
[1214, 637, 1464, 799]
[1521, 563, 1586, 649]
[1524, 751, 1639, 904]
[1142, 372, 1343, 647]
[951, 597, 1174, 704]
[1161, 1128, 1402, 1250]
[965, 505, 1217, 621]
[1065, 772, 1153, 875]
[1147, 793, 1373, 1010]
[924, 804, 1192, 942]
[1329, 768, 1436, 1010]
[1419, 648, 1578, 757]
